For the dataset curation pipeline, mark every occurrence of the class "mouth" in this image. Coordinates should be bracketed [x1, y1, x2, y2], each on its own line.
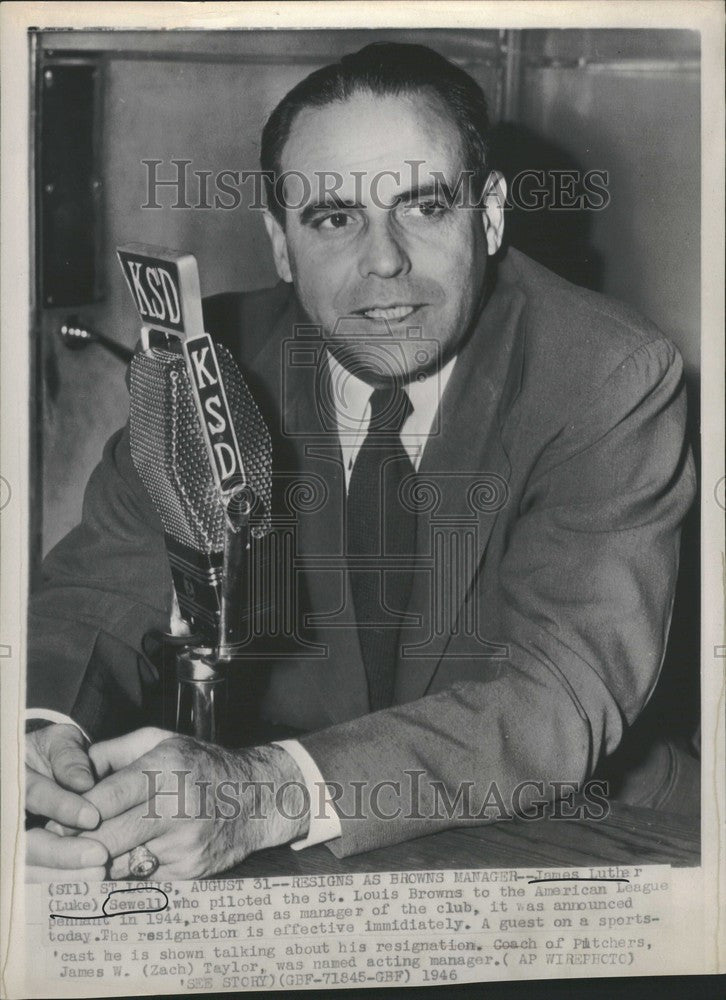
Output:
[353, 304, 424, 322]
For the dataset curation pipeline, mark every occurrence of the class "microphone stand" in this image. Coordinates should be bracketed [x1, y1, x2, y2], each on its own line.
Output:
[172, 485, 254, 744]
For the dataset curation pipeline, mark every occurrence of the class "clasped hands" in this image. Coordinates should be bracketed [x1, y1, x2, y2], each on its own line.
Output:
[26, 724, 309, 882]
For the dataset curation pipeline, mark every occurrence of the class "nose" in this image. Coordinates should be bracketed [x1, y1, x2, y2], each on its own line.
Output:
[358, 217, 410, 279]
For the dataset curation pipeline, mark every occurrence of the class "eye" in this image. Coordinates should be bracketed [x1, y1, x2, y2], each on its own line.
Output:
[318, 212, 356, 230]
[402, 201, 448, 220]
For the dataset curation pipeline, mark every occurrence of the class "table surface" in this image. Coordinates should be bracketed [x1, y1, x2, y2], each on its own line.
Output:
[225, 803, 699, 878]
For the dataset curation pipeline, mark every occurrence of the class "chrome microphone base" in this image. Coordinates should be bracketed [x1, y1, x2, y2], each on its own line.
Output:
[174, 646, 227, 743]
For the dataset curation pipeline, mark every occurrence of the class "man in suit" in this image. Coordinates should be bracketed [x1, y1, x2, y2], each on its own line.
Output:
[26, 43, 695, 880]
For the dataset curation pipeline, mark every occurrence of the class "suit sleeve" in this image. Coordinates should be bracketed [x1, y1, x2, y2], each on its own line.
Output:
[27, 423, 173, 740]
[298, 336, 697, 856]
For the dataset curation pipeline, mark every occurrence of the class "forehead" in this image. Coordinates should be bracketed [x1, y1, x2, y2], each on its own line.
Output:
[279, 90, 464, 191]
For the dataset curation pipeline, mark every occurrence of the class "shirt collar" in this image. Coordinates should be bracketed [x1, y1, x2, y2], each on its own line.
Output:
[326, 349, 457, 438]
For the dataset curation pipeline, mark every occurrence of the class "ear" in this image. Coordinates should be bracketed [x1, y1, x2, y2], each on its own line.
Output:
[481, 170, 507, 256]
[263, 210, 293, 283]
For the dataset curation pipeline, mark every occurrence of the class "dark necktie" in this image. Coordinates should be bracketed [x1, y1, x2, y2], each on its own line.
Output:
[346, 383, 417, 710]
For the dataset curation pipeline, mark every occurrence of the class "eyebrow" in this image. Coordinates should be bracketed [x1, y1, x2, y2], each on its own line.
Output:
[298, 183, 444, 226]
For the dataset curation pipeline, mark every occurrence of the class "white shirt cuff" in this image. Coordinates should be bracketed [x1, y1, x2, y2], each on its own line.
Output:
[26, 709, 90, 743]
[274, 739, 342, 849]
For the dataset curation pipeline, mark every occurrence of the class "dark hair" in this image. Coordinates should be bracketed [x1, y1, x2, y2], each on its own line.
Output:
[260, 41, 491, 222]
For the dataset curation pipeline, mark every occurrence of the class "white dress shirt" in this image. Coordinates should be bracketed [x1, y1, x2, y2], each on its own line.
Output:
[29, 349, 457, 853]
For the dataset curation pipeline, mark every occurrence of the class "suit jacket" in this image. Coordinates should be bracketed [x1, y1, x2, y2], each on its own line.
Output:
[28, 248, 696, 857]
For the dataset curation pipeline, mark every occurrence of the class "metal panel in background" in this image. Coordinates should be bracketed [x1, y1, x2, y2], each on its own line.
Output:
[37, 57, 103, 307]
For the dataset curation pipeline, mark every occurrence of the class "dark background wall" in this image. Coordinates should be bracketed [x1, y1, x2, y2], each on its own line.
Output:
[31, 27, 700, 742]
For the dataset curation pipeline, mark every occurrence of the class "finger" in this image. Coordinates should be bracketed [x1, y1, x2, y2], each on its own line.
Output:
[45, 819, 78, 837]
[110, 834, 176, 881]
[47, 727, 95, 794]
[108, 843, 165, 881]
[110, 830, 189, 878]
[26, 865, 106, 884]
[109, 851, 132, 881]
[26, 827, 108, 869]
[85, 741, 179, 821]
[110, 854, 171, 882]
[131, 832, 195, 880]
[79, 804, 165, 859]
[26, 769, 100, 830]
[89, 728, 171, 779]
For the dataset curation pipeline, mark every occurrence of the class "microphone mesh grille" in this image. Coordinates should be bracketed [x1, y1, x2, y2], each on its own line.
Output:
[129, 343, 272, 552]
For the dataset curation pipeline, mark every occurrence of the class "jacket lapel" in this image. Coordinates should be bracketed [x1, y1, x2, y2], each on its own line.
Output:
[394, 265, 527, 702]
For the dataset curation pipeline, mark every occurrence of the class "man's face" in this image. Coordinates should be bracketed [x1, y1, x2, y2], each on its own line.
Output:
[264, 90, 505, 384]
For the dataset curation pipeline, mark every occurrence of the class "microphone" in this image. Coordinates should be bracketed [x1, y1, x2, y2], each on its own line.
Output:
[118, 243, 272, 740]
